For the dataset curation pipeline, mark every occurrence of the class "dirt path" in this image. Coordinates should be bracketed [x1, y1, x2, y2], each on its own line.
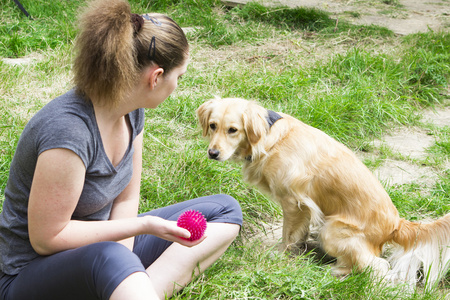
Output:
[225, 0, 450, 35]
[367, 106, 450, 187]
[283, 0, 449, 35]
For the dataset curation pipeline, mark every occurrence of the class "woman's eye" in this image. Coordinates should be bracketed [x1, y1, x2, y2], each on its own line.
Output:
[228, 128, 237, 134]
[209, 123, 216, 130]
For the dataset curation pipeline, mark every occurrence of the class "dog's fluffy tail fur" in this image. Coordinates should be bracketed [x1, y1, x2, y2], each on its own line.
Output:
[387, 213, 450, 289]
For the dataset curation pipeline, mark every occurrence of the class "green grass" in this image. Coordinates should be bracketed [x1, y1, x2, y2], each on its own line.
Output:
[1, 0, 449, 298]
[0, 0, 84, 57]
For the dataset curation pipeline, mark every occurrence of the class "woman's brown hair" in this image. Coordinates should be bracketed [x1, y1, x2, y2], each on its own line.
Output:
[73, 0, 188, 106]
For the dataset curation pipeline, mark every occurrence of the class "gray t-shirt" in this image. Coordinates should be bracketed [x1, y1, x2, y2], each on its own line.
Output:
[0, 89, 145, 275]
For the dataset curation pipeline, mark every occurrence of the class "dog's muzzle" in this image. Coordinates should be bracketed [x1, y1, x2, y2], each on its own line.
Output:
[208, 149, 220, 160]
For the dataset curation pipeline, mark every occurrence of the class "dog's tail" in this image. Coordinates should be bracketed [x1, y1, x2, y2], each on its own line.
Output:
[388, 213, 450, 289]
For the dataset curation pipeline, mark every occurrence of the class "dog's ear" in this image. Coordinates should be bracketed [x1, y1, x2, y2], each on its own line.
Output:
[196, 99, 214, 137]
[243, 101, 269, 145]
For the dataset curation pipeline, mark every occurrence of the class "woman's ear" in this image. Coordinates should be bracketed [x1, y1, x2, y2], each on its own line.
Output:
[148, 67, 164, 89]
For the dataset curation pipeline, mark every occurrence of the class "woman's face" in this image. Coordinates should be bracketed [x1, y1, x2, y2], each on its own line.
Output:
[147, 57, 189, 108]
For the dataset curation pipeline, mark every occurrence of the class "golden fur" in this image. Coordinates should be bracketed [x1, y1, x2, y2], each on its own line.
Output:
[197, 97, 450, 288]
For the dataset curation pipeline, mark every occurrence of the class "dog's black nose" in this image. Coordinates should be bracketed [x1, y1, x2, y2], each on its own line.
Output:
[208, 149, 220, 159]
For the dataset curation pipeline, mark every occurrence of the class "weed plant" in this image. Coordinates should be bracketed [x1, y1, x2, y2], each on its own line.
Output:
[1, 0, 449, 298]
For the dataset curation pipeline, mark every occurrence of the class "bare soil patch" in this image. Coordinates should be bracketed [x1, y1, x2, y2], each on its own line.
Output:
[225, 0, 450, 35]
[370, 105, 450, 186]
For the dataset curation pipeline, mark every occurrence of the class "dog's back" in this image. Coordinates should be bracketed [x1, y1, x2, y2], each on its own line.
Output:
[245, 111, 400, 251]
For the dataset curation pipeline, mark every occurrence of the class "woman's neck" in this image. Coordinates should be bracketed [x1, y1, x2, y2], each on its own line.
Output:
[93, 102, 133, 167]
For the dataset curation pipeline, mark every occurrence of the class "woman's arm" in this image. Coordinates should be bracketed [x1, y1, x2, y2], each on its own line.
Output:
[28, 146, 198, 256]
[109, 131, 143, 250]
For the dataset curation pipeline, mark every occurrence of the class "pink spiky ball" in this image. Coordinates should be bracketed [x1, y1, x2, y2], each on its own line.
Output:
[177, 210, 207, 241]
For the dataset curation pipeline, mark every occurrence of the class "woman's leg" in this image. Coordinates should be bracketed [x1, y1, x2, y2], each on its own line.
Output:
[148, 222, 240, 298]
[133, 194, 242, 298]
[0, 242, 150, 300]
[110, 271, 158, 300]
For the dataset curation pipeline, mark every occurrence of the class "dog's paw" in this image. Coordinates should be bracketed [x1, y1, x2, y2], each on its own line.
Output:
[331, 265, 352, 278]
[370, 257, 390, 277]
[285, 242, 307, 254]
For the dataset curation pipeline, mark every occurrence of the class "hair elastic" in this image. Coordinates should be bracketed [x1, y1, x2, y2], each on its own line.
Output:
[130, 13, 144, 34]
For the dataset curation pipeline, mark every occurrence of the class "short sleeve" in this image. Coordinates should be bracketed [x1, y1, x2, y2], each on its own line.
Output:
[35, 114, 94, 169]
[129, 108, 145, 140]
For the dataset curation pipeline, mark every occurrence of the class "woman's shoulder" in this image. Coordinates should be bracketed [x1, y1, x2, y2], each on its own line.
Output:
[21, 89, 97, 165]
[29, 89, 94, 131]
[42, 89, 92, 116]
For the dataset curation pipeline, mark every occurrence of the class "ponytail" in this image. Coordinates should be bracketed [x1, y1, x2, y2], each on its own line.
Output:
[73, 0, 137, 106]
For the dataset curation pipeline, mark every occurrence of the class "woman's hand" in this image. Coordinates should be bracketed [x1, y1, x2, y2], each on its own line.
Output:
[143, 216, 207, 247]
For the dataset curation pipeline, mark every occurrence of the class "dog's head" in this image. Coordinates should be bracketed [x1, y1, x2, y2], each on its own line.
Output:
[196, 97, 271, 162]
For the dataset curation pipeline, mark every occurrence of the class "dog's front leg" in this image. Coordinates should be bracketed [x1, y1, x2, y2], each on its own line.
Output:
[279, 200, 311, 253]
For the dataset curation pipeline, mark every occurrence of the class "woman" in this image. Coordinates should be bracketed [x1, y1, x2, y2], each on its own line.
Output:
[0, 0, 242, 299]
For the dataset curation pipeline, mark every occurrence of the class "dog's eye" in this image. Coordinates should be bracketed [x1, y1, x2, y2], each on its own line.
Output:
[228, 128, 238, 134]
[209, 123, 216, 130]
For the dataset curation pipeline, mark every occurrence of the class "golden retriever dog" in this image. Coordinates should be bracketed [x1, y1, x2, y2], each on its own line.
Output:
[196, 97, 450, 289]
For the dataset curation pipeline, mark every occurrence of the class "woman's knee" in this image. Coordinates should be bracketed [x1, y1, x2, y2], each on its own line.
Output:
[217, 194, 240, 210]
[207, 194, 243, 226]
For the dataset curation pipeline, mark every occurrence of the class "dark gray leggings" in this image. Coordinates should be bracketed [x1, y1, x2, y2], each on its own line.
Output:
[0, 195, 242, 300]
